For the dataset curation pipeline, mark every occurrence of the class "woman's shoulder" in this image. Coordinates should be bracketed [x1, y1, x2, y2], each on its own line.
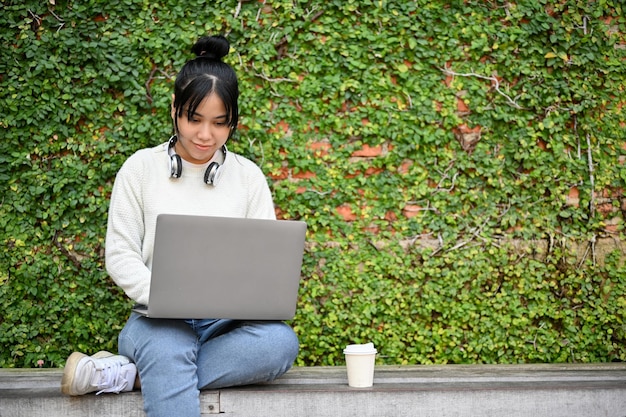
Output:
[129, 142, 168, 160]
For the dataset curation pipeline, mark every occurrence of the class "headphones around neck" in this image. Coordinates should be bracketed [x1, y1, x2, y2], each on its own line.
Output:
[167, 135, 226, 186]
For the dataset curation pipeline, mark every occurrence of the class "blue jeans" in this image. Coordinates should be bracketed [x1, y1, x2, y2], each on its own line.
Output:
[118, 313, 299, 417]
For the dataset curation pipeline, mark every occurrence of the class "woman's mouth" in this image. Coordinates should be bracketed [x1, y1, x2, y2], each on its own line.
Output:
[194, 143, 213, 152]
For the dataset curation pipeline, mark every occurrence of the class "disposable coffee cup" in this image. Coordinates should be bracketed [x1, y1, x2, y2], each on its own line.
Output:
[343, 343, 377, 387]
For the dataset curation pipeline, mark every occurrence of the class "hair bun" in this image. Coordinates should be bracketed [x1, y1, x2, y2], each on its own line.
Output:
[192, 35, 230, 60]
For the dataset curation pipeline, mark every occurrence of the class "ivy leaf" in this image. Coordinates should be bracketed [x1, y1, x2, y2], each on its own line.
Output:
[397, 63, 409, 73]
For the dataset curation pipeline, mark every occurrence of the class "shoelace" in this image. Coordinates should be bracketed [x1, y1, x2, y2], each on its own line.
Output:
[93, 361, 129, 395]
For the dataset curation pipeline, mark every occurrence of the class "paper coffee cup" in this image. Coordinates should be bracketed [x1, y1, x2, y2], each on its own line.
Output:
[343, 343, 377, 387]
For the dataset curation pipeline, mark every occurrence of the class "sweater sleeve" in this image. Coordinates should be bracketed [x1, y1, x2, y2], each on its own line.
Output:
[105, 154, 151, 306]
[236, 155, 276, 220]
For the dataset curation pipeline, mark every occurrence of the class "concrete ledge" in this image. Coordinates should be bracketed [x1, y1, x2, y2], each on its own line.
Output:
[1, 363, 626, 416]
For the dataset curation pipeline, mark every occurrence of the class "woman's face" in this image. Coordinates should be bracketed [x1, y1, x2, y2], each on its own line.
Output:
[172, 93, 231, 164]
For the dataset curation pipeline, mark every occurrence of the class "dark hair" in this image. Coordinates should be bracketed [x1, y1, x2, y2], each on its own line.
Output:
[173, 35, 239, 133]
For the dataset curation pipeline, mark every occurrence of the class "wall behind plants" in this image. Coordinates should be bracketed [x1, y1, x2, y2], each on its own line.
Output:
[1, 0, 625, 368]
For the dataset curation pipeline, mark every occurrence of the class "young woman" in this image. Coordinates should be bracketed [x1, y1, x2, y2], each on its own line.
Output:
[61, 35, 299, 417]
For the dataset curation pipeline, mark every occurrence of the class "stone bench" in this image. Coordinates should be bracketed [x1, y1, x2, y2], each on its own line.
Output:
[1, 363, 626, 416]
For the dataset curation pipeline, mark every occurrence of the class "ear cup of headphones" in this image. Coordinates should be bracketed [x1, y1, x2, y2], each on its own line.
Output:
[204, 162, 220, 185]
[168, 137, 225, 185]
[170, 154, 182, 178]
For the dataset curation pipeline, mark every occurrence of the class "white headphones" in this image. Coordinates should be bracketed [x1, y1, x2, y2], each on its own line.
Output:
[167, 135, 226, 186]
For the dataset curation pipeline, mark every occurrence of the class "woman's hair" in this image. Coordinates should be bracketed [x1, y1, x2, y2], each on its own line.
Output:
[173, 35, 239, 134]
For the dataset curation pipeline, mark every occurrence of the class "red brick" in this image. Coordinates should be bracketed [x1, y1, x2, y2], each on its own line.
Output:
[308, 141, 331, 156]
[398, 159, 413, 174]
[567, 187, 580, 207]
[402, 204, 422, 218]
[352, 144, 383, 157]
[292, 170, 316, 179]
[336, 204, 357, 221]
[457, 97, 470, 113]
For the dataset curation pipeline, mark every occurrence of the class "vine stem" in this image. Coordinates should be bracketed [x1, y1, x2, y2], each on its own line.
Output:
[586, 133, 595, 219]
[233, 1, 243, 19]
[439, 67, 525, 110]
[583, 132, 598, 266]
[256, 0, 266, 22]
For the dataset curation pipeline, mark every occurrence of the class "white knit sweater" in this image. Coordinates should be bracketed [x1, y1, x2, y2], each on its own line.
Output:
[105, 141, 276, 306]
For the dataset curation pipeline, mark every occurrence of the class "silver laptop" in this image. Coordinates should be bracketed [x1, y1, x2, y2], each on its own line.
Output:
[133, 214, 307, 320]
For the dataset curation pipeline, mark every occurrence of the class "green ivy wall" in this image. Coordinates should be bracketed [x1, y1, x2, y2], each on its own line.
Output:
[1, 0, 625, 368]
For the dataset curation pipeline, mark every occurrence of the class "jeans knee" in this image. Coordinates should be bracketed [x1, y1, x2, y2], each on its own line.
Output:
[280, 324, 300, 361]
[257, 321, 299, 365]
[119, 315, 198, 368]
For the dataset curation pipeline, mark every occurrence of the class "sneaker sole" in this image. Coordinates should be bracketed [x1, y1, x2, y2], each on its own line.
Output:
[60, 351, 88, 396]
[60, 351, 114, 395]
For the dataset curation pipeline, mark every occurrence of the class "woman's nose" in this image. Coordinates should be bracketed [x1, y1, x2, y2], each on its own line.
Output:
[198, 123, 213, 140]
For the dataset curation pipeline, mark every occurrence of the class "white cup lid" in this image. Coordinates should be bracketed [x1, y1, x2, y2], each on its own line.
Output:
[343, 342, 377, 354]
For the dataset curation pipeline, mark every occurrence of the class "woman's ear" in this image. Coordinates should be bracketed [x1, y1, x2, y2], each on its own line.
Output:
[170, 94, 176, 121]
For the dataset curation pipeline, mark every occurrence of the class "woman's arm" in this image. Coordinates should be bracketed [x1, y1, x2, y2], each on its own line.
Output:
[105, 155, 152, 306]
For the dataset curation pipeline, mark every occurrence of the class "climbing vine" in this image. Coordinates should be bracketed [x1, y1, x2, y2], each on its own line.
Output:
[1, 0, 625, 367]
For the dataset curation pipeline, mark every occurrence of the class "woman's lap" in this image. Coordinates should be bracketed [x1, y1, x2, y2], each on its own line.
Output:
[118, 313, 298, 416]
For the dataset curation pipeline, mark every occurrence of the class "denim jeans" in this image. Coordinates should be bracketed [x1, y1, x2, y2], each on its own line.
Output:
[118, 313, 299, 417]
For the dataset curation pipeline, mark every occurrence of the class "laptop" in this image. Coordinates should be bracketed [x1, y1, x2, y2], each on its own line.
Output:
[133, 214, 307, 320]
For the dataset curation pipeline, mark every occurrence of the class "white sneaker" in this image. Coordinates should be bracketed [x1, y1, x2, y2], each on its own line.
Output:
[61, 351, 137, 396]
